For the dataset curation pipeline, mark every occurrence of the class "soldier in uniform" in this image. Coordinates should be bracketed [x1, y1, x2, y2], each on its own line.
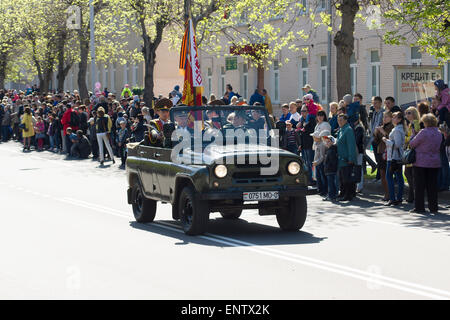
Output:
[144, 98, 172, 147]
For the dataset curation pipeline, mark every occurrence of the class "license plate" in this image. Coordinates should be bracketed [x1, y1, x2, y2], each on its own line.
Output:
[243, 191, 279, 201]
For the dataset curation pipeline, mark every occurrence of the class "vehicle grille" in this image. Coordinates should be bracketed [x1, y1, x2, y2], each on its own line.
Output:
[232, 170, 281, 184]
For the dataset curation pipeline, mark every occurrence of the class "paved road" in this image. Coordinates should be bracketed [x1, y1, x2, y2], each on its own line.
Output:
[1, 141, 450, 299]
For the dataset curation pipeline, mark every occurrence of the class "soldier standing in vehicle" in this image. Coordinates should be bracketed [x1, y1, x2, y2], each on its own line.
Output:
[145, 98, 172, 147]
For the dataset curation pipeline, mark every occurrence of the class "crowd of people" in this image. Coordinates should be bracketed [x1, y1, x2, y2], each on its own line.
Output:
[0, 84, 161, 169]
[276, 80, 450, 215]
[1, 79, 449, 214]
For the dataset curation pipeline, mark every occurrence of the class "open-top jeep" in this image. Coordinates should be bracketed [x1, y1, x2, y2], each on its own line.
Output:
[126, 105, 317, 235]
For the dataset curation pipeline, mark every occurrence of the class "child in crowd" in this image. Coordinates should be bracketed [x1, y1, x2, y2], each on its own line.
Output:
[284, 120, 298, 154]
[116, 120, 130, 169]
[322, 133, 338, 201]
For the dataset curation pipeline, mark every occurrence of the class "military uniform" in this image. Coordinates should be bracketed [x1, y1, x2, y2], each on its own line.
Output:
[144, 98, 173, 147]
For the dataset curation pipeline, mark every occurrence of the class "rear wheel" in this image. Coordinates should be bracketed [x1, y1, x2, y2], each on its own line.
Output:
[276, 196, 307, 231]
[132, 185, 157, 223]
[220, 210, 242, 219]
[179, 185, 209, 235]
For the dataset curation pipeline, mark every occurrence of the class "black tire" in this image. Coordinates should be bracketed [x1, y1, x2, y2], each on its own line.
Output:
[276, 196, 307, 231]
[178, 185, 209, 235]
[220, 210, 242, 219]
[132, 185, 157, 223]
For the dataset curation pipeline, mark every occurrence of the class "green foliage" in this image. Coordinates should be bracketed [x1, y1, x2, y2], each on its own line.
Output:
[381, 0, 450, 62]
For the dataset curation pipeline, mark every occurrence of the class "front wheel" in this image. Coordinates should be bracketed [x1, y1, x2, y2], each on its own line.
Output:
[276, 196, 307, 231]
[132, 185, 157, 223]
[178, 185, 209, 235]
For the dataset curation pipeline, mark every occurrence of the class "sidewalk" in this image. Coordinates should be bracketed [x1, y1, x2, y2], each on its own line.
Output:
[363, 149, 450, 202]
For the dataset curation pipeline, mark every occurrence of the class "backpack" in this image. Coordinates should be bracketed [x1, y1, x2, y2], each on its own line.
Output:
[70, 111, 80, 127]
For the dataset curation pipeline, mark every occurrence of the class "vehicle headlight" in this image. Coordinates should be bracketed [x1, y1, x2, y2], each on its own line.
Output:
[214, 165, 228, 178]
[287, 161, 301, 175]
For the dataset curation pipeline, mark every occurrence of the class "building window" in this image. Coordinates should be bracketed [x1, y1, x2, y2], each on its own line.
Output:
[350, 53, 357, 94]
[320, 55, 327, 103]
[300, 0, 307, 14]
[411, 47, 422, 66]
[370, 50, 380, 97]
[317, 0, 326, 11]
[273, 60, 280, 103]
[299, 57, 308, 97]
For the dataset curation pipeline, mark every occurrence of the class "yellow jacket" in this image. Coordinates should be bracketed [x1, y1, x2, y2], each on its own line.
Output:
[21, 113, 35, 138]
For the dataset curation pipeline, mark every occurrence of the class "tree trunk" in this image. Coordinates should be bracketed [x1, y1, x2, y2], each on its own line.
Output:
[56, 30, 68, 93]
[40, 70, 52, 94]
[257, 65, 264, 92]
[143, 45, 156, 109]
[0, 51, 7, 89]
[78, 37, 89, 100]
[334, 0, 359, 100]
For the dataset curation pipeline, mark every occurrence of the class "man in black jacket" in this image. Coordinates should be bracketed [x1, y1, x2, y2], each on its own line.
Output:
[296, 105, 316, 185]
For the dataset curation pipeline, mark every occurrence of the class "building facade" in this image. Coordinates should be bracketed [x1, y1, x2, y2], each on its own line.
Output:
[198, 1, 450, 117]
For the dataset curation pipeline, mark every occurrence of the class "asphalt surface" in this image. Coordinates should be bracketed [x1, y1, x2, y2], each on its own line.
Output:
[1, 140, 450, 300]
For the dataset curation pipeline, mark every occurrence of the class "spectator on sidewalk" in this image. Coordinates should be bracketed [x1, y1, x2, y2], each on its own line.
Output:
[302, 84, 320, 103]
[404, 106, 421, 203]
[279, 104, 291, 122]
[1, 105, 11, 142]
[336, 114, 358, 201]
[368, 96, 385, 180]
[87, 117, 99, 159]
[385, 96, 401, 114]
[383, 112, 405, 206]
[353, 93, 369, 131]
[71, 130, 91, 159]
[354, 115, 365, 194]
[409, 114, 442, 214]
[262, 89, 273, 116]
[116, 120, 130, 169]
[328, 102, 339, 136]
[21, 106, 35, 151]
[282, 120, 298, 154]
[373, 111, 394, 201]
[96, 107, 115, 166]
[297, 106, 316, 185]
[249, 89, 265, 106]
[312, 130, 328, 196]
[323, 134, 339, 201]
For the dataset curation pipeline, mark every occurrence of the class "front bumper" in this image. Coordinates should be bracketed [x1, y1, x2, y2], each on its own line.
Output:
[198, 186, 318, 201]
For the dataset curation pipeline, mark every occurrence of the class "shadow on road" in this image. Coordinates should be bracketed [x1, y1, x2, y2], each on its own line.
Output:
[129, 219, 326, 247]
[310, 192, 450, 235]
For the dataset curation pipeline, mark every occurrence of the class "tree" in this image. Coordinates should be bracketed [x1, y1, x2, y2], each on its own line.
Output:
[0, 0, 25, 88]
[381, 0, 450, 62]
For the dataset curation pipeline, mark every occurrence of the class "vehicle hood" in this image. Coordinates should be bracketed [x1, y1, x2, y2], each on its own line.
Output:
[175, 143, 297, 166]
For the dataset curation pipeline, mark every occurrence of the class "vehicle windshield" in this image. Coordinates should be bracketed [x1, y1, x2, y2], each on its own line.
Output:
[171, 105, 271, 139]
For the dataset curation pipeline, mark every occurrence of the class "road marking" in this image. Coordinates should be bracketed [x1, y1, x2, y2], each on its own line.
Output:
[53, 196, 450, 300]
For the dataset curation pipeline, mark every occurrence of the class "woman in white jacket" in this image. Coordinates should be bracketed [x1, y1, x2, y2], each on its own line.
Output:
[383, 111, 405, 206]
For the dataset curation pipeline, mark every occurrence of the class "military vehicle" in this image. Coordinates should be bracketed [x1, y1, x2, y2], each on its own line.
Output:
[126, 105, 316, 235]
